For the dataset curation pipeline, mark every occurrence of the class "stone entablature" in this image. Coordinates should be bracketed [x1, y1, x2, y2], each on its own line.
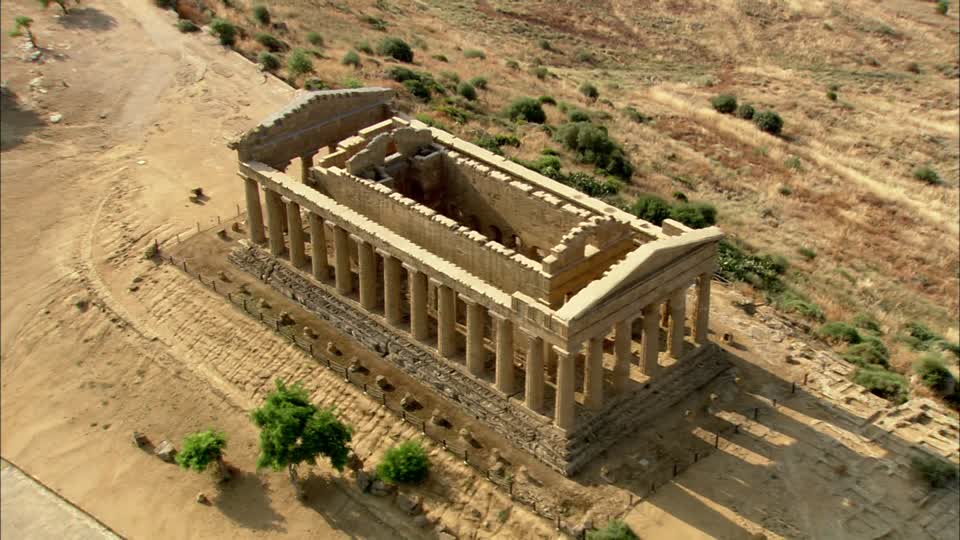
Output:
[231, 88, 727, 474]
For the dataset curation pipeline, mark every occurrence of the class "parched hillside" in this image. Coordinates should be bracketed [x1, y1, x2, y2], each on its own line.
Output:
[171, 0, 959, 401]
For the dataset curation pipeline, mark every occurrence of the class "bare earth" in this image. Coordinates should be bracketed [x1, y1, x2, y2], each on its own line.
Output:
[1, 1, 957, 539]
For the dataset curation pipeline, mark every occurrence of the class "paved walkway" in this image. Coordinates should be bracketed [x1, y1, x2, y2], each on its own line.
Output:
[1, 459, 121, 540]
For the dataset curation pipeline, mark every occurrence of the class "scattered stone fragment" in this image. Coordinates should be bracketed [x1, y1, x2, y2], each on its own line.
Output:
[279, 311, 295, 325]
[355, 469, 372, 492]
[49, 113, 62, 123]
[370, 479, 395, 496]
[396, 493, 423, 515]
[132, 431, 148, 448]
[430, 409, 449, 427]
[458, 428, 474, 445]
[347, 357, 364, 373]
[196, 493, 209, 505]
[216, 229, 228, 239]
[302, 326, 317, 339]
[231, 222, 241, 232]
[257, 298, 271, 310]
[154, 440, 177, 463]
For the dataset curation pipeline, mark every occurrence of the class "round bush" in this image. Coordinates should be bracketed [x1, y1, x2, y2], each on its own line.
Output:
[710, 94, 738, 114]
[915, 353, 955, 392]
[629, 195, 671, 225]
[258, 51, 280, 71]
[403, 79, 431, 100]
[252, 5, 270, 25]
[854, 365, 908, 403]
[376, 440, 429, 485]
[669, 202, 717, 229]
[568, 109, 590, 122]
[468, 76, 487, 89]
[735, 103, 755, 120]
[457, 82, 477, 100]
[826, 90, 838, 101]
[287, 49, 314, 77]
[307, 31, 324, 47]
[843, 337, 890, 368]
[913, 166, 942, 185]
[342, 50, 361, 67]
[579, 82, 599, 100]
[818, 321, 861, 345]
[377, 37, 414, 62]
[754, 110, 784, 135]
[538, 95, 556, 105]
[255, 33, 284, 52]
[506, 97, 546, 123]
[209, 18, 237, 46]
[177, 19, 199, 33]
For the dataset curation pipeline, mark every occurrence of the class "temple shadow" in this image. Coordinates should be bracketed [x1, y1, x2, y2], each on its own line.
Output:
[57, 7, 117, 32]
[1, 88, 43, 151]
[213, 469, 287, 532]
[301, 472, 399, 539]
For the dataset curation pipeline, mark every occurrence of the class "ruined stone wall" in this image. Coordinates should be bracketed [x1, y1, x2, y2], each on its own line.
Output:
[310, 168, 550, 301]
[230, 244, 729, 475]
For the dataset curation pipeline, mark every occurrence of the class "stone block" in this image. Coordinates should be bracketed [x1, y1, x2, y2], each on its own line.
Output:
[396, 493, 423, 515]
[154, 440, 177, 463]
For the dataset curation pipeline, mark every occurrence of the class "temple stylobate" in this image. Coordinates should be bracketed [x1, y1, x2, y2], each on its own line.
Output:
[229, 87, 728, 475]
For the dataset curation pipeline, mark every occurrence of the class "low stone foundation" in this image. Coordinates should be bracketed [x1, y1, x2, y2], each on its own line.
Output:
[230, 243, 729, 475]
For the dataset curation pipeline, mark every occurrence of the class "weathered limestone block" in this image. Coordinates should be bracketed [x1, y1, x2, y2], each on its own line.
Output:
[154, 440, 177, 463]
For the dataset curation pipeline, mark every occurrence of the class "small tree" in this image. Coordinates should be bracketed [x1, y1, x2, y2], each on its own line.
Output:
[252, 380, 352, 498]
[915, 353, 955, 393]
[287, 49, 314, 79]
[39, 0, 71, 15]
[377, 37, 413, 62]
[9, 16, 36, 48]
[258, 51, 280, 71]
[754, 110, 784, 135]
[629, 194, 672, 225]
[710, 94, 738, 114]
[579, 81, 599, 101]
[209, 18, 237, 47]
[177, 429, 231, 482]
[252, 5, 270, 25]
[506, 97, 546, 123]
[342, 50, 361, 67]
[457, 82, 477, 100]
[587, 520, 638, 540]
[377, 440, 430, 485]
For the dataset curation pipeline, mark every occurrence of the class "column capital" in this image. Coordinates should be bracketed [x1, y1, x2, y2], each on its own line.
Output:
[552, 343, 581, 357]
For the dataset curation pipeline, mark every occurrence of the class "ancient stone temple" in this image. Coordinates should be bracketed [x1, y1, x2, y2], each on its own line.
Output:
[228, 88, 728, 475]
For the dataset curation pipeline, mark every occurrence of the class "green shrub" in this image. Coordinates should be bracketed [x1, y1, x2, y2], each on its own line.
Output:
[579, 82, 599, 100]
[555, 122, 633, 180]
[532, 66, 549, 80]
[771, 289, 825, 321]
[463, 48, 486, 59]
[819, 322, 862, 345]
[587, 520, 639, 540]
[852, 312, 882, 334]
[377, 440, 430, 484]
[386, 66, 419, 82]
[936, 0, 949, 15]
[252, 5, 270, 25]
[717, 240, 787, 293]
[356, 40, 374, 54]
[304, 78, 329, 91]
[785, 156, 803, 171]
[902, 322, 945, 351]
[915, 353, 955, 393]
[826, 90, 838, 101]
[473, 132, 520, 155]
[255, 33, 285, 52]
[177, 19, 200, 33]
[538, 95, 556, 105]
[754, 110, 784, 135]
[575, 48, 595, 64]
[363, 15, 388, 31]
[342, 77, 363, 88]
[342, 50, 361, 67]
[912, 453, 958, 488]
[403, 79, 431, 100]
[711, 94, 738, 114]
[287, 49, 314, 77]
[258, 51, 280, 71]
[913, 166, 942, 185]
[468, 76, 487, 89]
[669, 202, 717, 229]
[538, 38, 551, 50]
[735, 103, 755, 119]
[377, 37, 413, 62]
[843, 337, 890, 368]
[568, 109, 590, 122]
[415, 113, 450, 131]
[307, 31, 324, 47]
[623, 106, 651, 123]
[562, 172, 621, 197]
[432, 54, 448, 62]
[439, 71, 460, 83]
[506, 97, 546, 124]
[629, 194, 672, 225]
[457, 82, 477, 100]
[854, 365, 908, 403]
[515, 155, 562, 178]
[797, 246, 817, 260]
[209, 18, 237, 46]
[505, 59, 520, 69]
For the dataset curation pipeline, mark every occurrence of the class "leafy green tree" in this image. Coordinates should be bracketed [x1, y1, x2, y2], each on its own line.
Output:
[176, 429, 231, 482]
[754, 110, 784, 135]
[9, 16, 36, 48]
[39, 0, 71, 15]
[287, 49, 314, 79]
[252, 380, 352, 498]
[377, 440, 430, 484]
[629, 194, 672, 225]
[377, 37, 413, 62]
[506, 97, 546, 123]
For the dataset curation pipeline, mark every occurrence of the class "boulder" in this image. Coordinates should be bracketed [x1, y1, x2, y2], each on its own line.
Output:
[154, 440, 177, 463]
[400, 393, 420, 411]
[279, 311, 295, 325]
[430, 409, 449, 427]
[458, 428, 474, 445]
[370, 479, 396, 497]
[396, 493, 423, 515]
[326, 342, 342, 356]
[196, 492, 209, 505]
[355, 470, 372, 492]
[412, 515, 431, 529]
[132, 431, 148, 448]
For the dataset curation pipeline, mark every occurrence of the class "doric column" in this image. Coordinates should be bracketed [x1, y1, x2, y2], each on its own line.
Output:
[244, 177, 266, 244]
[466, 300, 486, 376]
[668, 288, 686, 359]
[694, 273, 711, 344]
[286, 201, 305, 268]
[660, 300, 670, 328]
[494, 316, 514, 394]
[640, 303, 661, 375]
[334, 225, 352, 294]
[613, 319, 632, 391]
[301, 152, 316, 183]
[525, 335, 544, 412]
[554, 344, 579, 431]
[264, 189, 285, 256]
[584, 336, 604, 410]
[357, 239, 377, 310]
[383, 254, 403, 326]
[545, 341, 558, 380]
[437, 283, 456, 357]
[409, 268, 428, 341]
[309, 214, 328, 280]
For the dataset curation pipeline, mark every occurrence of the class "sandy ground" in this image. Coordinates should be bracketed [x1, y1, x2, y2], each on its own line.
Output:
[1, 459, 120, 539]
[1, 1, 957, 539]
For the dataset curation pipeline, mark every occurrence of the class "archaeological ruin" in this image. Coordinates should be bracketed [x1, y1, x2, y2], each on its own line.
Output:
[227, 88, 730, 475]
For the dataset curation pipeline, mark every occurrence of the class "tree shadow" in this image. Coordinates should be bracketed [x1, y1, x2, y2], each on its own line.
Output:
[213, 468, 287, 532]
[58, 7, 117, 32]
[301, 472, 401, 539]
[1, 88, 43, 151]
